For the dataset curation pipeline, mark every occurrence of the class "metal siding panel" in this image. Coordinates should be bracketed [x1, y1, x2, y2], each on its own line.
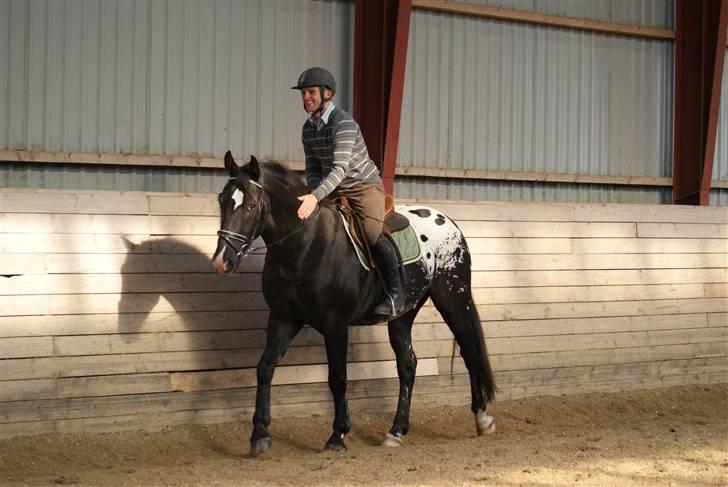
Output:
[459, 0, 672, 28]
[398, 9, 673, 181]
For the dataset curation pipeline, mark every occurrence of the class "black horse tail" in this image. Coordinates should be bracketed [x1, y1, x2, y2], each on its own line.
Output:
[469, 298, 497, 403]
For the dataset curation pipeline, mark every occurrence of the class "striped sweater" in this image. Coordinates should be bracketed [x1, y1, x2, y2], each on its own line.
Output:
[302, 105, 382, 201]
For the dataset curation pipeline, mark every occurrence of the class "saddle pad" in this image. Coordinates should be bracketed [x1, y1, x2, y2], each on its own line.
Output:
[338, 211, 421, 270]
[390, 224, 421, 265]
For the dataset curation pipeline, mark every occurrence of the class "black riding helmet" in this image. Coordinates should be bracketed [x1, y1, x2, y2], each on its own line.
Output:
[292, 67, 336, 115]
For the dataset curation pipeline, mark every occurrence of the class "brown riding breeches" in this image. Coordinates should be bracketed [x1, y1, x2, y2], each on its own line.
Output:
[330, 183, 385, 245]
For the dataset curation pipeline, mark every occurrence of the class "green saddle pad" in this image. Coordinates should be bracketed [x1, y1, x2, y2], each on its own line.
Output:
[390, 224, 421, 265]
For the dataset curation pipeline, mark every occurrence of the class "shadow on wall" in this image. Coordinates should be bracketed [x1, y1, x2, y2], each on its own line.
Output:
[115, 236, 268, 347]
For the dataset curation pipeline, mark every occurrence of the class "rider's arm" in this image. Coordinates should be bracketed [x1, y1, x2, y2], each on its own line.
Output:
[310, 118, 357, 201]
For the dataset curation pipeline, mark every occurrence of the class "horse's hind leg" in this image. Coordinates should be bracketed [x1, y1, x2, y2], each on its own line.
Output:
[430, 273, 496, 436]
[250, 316, 303, 456]
[382, 295, 429, 447]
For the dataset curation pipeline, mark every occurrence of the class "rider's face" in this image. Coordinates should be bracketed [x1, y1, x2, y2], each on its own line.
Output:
[301, 87, 332, 115]
[301, 87, 321, 113]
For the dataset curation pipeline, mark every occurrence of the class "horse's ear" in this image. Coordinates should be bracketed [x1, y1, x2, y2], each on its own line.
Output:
[247, 155, 261, 182]
[224, 151, 240, 176]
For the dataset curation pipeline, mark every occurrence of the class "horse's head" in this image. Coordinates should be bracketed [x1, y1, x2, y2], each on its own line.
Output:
[212, 151, 268, 273]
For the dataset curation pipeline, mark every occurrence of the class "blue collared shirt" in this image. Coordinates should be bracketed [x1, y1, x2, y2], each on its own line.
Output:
[308, 102, 335, 131]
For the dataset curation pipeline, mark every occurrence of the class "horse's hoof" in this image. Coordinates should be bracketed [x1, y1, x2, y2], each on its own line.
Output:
[475, 412, 496, 436]
[382, 432, 403, 447]
[250, 436, 272, 456]
[323, 442, 347, 452]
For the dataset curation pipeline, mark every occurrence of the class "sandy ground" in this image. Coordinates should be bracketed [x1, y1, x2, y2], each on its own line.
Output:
[1, 384, 726, 487]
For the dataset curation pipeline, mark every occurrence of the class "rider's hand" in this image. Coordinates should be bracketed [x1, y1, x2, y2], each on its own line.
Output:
[297, 194, 318, 219]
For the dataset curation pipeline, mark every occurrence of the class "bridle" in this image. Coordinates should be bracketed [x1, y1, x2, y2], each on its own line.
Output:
[216, 177, 318, 262]
[216, 178, 267, 259]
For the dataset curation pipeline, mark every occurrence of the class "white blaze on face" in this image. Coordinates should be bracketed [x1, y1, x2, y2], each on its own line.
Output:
[232, 188, 245, 210]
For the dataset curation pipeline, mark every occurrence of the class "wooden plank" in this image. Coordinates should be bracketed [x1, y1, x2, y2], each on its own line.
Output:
[708, 313, 727, 327]
[471, 268, 728, 287]
[170, 358, 439, 392]
[1, 291, 268, 316]
[470, 253, 727, 271]
[637, 222, 728, 239]
[411, 0, 676, 40]
[465, 237, 572, 254]
[0, 189, 150, 214]
[482, 313, 710, 338]
[458, 221, 637, 238]
[422, 200, 728, 224]
[0, 253, 265, 275]
[51, 330, 267, 357]
[704, 283, 728, 298]
[0, 336, 53, 359]
[149, 195, 218, 216]
[0, 272, 261, 296]
[38, 325, 446, 358]
[0, 213, 152, 234]
[0, 341, 453, 380]
[472, 283, 711, 304]
[0, 379, 56, 401]
[569, 238, 728, 254]
[0, 233, 151, 254]
[0, 310, 270, 338]
[57, 373, 171, 399]
[396, 165, 674, 187]
[4, 189, 726, 224]
[415, 298, 728, 322]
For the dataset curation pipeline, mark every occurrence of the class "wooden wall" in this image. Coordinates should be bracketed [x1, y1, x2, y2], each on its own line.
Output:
[1, 188, 726, 439]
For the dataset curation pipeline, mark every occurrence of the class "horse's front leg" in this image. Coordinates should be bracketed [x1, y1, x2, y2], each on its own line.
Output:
[323, 324, 351, 451]
[250, 316, 302, 456]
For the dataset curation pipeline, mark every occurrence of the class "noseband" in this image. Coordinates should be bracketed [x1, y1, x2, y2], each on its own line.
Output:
[217, 179, 266, 259]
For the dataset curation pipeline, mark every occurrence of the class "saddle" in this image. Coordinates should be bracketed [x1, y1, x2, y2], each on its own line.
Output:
[331, 193, 420, 270]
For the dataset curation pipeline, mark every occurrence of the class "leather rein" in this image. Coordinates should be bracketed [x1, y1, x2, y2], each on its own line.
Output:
[216, 178, 315, 259]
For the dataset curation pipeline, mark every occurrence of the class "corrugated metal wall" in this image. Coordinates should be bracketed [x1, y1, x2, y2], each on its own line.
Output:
[0, 0, 353, 162]
[395, 3, 674, 202]
[1, 0, 726, 205]
[456, 0, 672, 27]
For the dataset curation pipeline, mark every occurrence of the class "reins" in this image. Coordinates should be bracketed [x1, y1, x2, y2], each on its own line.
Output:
[217, 178, 320, 259]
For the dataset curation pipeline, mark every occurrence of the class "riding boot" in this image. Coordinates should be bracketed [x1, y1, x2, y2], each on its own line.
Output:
[371, 234, 406, 316]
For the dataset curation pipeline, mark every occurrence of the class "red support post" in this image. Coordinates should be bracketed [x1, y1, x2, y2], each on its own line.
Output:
[673, 0, 728, 205]
[353, 0, 412, 195]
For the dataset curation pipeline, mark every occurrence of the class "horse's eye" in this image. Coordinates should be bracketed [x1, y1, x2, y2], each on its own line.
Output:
[247, 203, 256, 211]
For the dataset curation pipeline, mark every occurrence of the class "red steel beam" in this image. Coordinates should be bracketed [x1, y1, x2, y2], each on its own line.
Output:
[353, 0, 412, 195]
[673, 0, 728, 205]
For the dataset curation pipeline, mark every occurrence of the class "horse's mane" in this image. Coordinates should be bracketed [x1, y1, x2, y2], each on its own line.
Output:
[257, 160, 308, 195]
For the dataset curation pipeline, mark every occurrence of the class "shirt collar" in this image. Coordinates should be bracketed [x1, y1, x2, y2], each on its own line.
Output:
[309, 103, 335, 129]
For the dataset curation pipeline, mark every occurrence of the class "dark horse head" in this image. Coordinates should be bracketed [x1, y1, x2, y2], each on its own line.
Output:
[212, 151, 496, 456]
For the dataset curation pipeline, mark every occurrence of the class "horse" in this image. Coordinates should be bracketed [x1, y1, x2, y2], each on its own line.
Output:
[212, 151, 496, 456]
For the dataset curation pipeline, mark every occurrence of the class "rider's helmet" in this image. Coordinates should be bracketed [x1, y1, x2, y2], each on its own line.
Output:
[291, 67, 336, 114]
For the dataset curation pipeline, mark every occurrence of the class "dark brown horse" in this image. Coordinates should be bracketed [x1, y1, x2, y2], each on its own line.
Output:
[212, 152, 495, 455]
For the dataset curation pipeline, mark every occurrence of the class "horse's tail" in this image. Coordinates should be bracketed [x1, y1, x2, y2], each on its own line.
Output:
[468, 298, 497, 403]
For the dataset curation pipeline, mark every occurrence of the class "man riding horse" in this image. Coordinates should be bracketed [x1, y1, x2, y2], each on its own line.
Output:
[292, 67, 405, 316]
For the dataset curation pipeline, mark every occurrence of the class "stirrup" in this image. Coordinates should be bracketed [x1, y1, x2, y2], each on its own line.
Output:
[374, 294, 404, 317]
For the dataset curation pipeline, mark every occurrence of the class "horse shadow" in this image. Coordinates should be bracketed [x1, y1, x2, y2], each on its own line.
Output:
[116, 235, 265, 335]
[115, 235, 272, 456]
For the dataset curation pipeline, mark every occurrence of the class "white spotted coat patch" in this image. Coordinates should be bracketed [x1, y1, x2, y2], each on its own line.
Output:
[396, 204, 466, 279]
